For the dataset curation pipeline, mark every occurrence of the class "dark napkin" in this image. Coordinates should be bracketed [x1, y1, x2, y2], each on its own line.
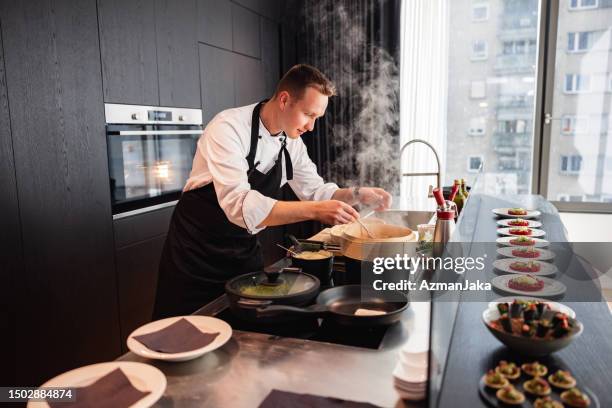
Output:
[258, 390, 382, 408]
[47, 368, 150, 408]
[133, 317, 220, 353]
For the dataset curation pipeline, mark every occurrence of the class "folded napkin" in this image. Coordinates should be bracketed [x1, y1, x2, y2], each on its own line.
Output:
[259, 390, 381, 408]
[133, 318, 220, 353]
[47, 368, 149, 408]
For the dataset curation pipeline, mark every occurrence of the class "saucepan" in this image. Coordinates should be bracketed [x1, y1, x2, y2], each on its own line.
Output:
[256, 284, 409, 327]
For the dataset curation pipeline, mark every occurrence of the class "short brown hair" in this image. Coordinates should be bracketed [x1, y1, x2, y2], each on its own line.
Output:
[274, 64, 336, 99]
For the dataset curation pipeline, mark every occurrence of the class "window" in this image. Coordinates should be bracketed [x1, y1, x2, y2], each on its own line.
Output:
[470, 81, 486, 98]
[472, 3, 489, 21]
[498, 120, 527, 134]
[471, 40, 488, 60]
[560, 155, 583, 174]
[567, 32, 593, 52]
[502, 40, 535, 55]
[467, 155, 483, 172]
[561, 116, 588, 134]
[564, 74, 590, 93]
[569, 0, 598, 10]
[468, 117, 486, 135]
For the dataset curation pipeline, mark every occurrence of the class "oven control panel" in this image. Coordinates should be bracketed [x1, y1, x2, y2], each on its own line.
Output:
[105, 103, 202, 125]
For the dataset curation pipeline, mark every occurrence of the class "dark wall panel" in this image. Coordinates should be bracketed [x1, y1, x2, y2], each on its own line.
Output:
[98, 0, 159, 105]
[0, 19, 20, 387]
[261, 16, 280, 95]
[200, 43, 236, 125]
[156, 0, 201, 108]
[197, 0, 232, 50]
[234, 53, 266, 105]
[0, 0, 120, 385]
[232, 3, 260, 58]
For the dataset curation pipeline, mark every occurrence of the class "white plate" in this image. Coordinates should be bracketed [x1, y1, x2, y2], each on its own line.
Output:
[496, 236, 549, 248]
[497, 227, 546, 238]
[492, 208, 541, 219]
[491, 274, 567, 297]
[27, 362, 165, 408]
[127, 316, 232, 362]
[496, 219, 542, 228]
[496, 247, 556, 261]
[492, 258, 557, 276]
[488, 296, 576, 318]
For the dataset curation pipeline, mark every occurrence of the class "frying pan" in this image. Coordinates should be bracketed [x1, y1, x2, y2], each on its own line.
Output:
[256, 285, 409, 327]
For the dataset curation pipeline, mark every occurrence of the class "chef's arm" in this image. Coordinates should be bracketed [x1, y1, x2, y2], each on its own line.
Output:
[257, 199, 359, 228]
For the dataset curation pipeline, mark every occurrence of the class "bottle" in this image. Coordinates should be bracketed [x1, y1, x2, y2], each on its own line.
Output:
[461, 178, 469, 198]
[432, 188, 456, 257]
[453, 179, 466, 216]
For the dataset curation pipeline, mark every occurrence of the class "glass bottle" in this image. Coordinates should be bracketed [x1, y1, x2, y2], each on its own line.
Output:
[453, 179, 466, 215]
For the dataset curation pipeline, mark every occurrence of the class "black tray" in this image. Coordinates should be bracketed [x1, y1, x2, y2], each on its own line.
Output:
[478, 357, 599, 408]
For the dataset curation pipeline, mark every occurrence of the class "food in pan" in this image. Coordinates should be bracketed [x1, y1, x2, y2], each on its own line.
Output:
[495, 360, 521, 380]
[483, 369, 510, 389]
[508, 275, 545, 291]
[496, 385, 526, 405]
[561, 388, 591, 407]
[534, 396, 565, 408]
[524, 377, 552, 396]
[509, 260, 541, 273]
[511, 247, 541, 258]
[508, 208, 528, 216]
[522, 361, 548, 377]
[510, 236, 537, 246]
[292, 250, 333, 260]
[508, 218, 530, 226]
[509, 227, 532, 235]
[548, 370, 577, 389]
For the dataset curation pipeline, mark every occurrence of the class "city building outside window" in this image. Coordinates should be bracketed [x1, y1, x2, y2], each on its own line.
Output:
[561, 115, 589, 135]
[560, 155, 583, 174]
[569, 0, 598, 10]
[567, 31, 592, 52]
[467, 155, 484, 172]
[470, 80, 486, 98]
[471, 40, 488, 60]
[468, 117, 486, 135]
[472, 3, 489, 21]
[564, 74, 590, 93]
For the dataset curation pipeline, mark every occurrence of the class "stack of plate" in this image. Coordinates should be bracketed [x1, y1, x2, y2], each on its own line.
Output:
[393, 348, 428, 401]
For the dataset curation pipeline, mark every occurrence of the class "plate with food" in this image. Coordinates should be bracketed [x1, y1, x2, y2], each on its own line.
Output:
[493, 259, 557, 276]
[496, 247, 556, 261]
[496, 236, 549, 248]
[498, 227, 546, 238]
[491, 274, 566, 297]
[492, 208, 542, 219]
[478, 359, 598, 408]
[497, 218, 542, 228]
[488, 297, 575, 319]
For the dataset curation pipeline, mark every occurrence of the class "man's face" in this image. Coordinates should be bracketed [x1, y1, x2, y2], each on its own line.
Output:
[278, 87, 328, 139]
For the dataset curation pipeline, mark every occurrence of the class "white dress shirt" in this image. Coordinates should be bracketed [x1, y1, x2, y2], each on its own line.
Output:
[184, 103, 339, 234]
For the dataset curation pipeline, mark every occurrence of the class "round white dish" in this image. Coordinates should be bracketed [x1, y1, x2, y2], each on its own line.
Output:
[496, 236, 549, 247]
[492, 258, 557, 276]
[492, 208, 542, 219]
[496, 246, 556, 261]
[127, 316, 232, 362]
[497, 227, 546, 238]
[491, 274, 567, 297]
[496, 219, 542, 228]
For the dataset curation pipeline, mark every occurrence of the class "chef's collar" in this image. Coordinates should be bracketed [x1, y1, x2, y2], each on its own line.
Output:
[258, 119, 285, 139]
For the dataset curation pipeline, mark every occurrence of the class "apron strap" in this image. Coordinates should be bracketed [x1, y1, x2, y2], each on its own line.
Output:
[281, 136, 293, 181]
[245, 100, 267, 170]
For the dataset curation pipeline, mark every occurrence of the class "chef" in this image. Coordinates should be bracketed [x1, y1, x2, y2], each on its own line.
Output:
[153, 64, 392, 319]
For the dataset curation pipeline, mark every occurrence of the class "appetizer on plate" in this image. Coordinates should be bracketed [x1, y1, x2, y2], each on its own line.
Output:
[548, 370, 577, 389]
[510, 260, 541, 273]
[522, 361, 548, 377]
[561, 388, 591, 407]
[534, 396, 565, 408]
[508, 275, 545, 292]
[495, 360, 521, 380]
[524, 377, 552, 396]
[509, 227, 532, 236]
[511, 247, 541, 259]
[508, 208, 528, 216]
[482, 369, 510, 389]
[496, 385, 526, 405]
[507, 218, 530, 226]
[488, 302, 578, 340]
[510, 236, 537, 246]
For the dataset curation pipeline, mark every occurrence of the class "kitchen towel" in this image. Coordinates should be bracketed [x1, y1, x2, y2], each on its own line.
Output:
[47, 368, 149, 408]
[259, 390, 382, 408]
[133, 318, 220, 353]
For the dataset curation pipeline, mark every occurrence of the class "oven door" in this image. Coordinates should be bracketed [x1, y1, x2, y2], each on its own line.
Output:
[106, 124, 202, 216]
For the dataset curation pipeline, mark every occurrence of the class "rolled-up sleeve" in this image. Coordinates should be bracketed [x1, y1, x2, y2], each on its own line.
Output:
[201, 121, 276, 234]
[287, 138, 339, 201]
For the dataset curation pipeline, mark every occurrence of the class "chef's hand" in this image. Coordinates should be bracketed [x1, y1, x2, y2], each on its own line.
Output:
[355, 187, 392, 211]
[313, 200, 360, 225]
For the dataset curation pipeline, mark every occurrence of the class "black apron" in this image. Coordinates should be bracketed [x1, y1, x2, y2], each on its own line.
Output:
[153, 101, 293, 319]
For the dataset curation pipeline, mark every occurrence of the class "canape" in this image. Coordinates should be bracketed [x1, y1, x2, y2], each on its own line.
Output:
[524, 377, 552, 396]
[510, 261, 541, 273]
[534, 396, 565, 408]
[522, 361, 548, 377]
[548, 370, 577, 389]
[511, 247, 541, 259]
[482, 369, 510, 389]
[495, 360, 521, 380]
[508, 275, 545, 292]
[510, 236, 537, 246]
[508, 208, 528, 216]
[509, 227, 532, 236]
[496, 385, 526, 405]
[508, 218, 530, 226]
[561, 388, 591, 407]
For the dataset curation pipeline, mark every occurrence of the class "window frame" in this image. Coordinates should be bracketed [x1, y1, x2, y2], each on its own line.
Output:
[471, 40, 488, 60]
[467, 155, 484, 173]
[568, 0, 598, 11]
[472, 3, 490, 22]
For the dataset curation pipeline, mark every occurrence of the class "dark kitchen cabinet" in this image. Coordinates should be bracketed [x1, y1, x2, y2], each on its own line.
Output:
[156, 0, 201, 108]
[234, 53, 266, 105]
[200, 43, 236, 125]
[261, 17, 280, 95]
[232, 3, 261, 59]
[197, 0, 232, 50]
[233, 0, 281, 22]
[97, 0, 159, 105]
[0, 0, 121, 386]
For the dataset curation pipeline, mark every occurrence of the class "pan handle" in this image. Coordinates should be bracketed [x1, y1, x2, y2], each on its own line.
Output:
[256, 304, 329, 318]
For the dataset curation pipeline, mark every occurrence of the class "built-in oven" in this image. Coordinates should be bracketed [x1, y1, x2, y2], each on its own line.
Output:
[105, 104, 203, 218]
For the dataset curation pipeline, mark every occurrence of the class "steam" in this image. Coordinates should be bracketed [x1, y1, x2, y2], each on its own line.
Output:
[299, 0, 400, 194]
